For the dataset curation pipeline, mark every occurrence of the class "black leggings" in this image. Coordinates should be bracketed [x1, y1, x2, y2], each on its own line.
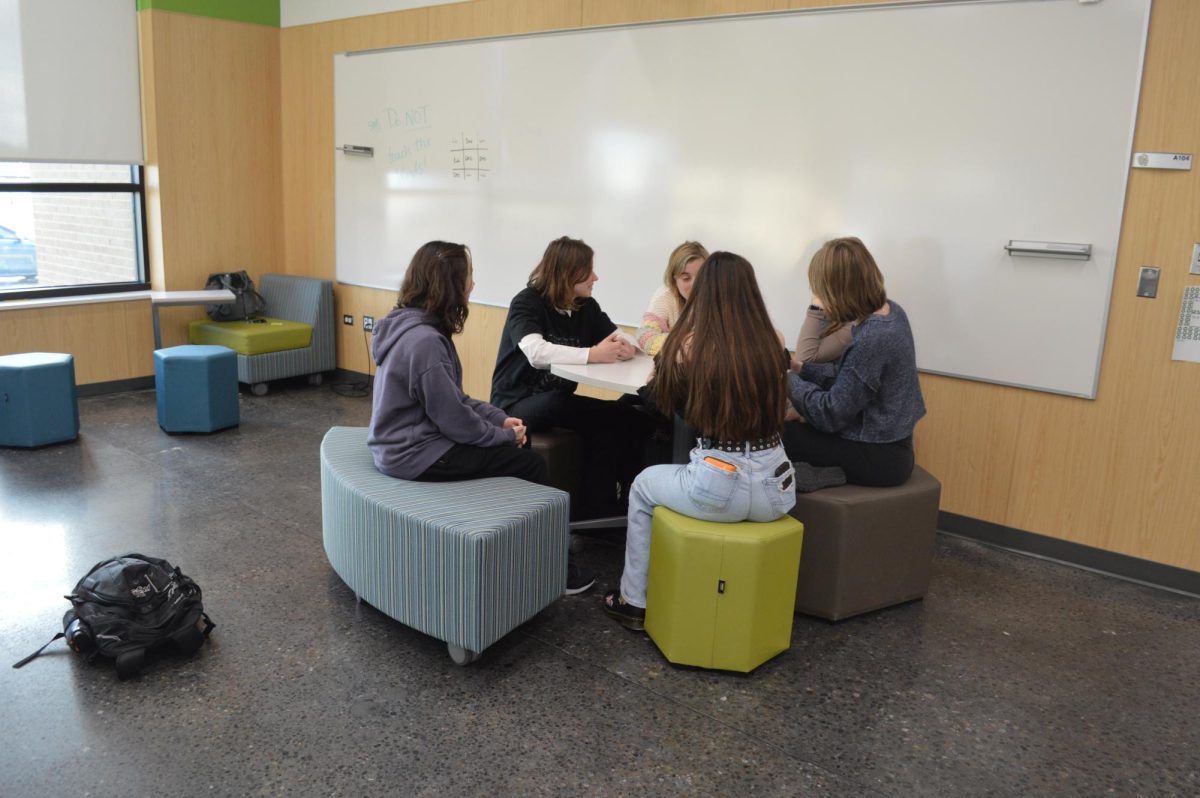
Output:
[508, 390, 655, 517]
[782, 421, 914, 487]
[417, 443, 550, 487]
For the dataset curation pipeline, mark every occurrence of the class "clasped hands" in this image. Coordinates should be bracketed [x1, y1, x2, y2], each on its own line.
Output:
[503, 417, 528, 447]
[588, 331, 636, 363]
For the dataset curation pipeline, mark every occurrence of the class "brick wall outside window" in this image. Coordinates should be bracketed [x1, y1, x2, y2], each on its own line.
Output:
[27, 164, 139, 286]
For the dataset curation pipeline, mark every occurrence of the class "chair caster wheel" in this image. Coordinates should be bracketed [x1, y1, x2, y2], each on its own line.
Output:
[251, 383, 268, 396]
[308, 373, 323, 386]
[447, 643, 479, 666]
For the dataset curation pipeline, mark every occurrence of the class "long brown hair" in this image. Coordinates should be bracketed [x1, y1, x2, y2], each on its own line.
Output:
[655, 252, 787, 441]
[396, 241, 471, 335]
[808, 237, 887, 335]
[527, 236, 594, 310]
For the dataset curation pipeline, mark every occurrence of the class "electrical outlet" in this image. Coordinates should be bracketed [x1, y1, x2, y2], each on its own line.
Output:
[343, 314, 354, 326]
[1190, 242, 1200, 276]
[363, 315, 375, 332]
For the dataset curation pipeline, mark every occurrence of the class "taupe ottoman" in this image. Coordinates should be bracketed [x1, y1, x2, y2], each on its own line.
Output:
[788, 465, 941, 621]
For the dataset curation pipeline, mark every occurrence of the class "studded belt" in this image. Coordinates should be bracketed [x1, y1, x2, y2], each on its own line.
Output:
[698, 434, 782, 454]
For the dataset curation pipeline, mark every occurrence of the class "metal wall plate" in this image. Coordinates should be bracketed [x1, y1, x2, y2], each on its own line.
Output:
[1137, 266, 1160, 298]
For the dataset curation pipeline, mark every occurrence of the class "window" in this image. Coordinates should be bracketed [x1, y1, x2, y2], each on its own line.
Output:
[0, 162, 148, 299]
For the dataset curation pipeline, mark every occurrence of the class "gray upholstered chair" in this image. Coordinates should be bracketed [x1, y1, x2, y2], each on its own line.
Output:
[240, 274, 335, 395]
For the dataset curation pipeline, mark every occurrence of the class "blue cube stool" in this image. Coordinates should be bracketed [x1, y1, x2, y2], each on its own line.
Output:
[154, 345, 239, 433]
[0, 352, 80, 448]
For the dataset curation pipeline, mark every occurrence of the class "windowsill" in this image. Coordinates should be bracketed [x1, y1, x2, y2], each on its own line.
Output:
[0, 290, 150, 312]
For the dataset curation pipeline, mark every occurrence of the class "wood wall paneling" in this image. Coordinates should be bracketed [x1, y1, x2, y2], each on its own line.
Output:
[138, 14, 167, 291]
[280, 8, 433, 287]
[144, 10, 283, 348]
[581, 0, 785, 26]
[0, 302, 155, 384]
[333, 283, 397, 375]
[429, 0, 582, 40]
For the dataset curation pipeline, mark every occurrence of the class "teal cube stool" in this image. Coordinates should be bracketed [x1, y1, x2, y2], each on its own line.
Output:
[154, 345, 239, 433]
[0, 352, 79, 448]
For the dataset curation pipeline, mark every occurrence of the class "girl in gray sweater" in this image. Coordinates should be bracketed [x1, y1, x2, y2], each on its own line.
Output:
[368, 241, 594, 595]
[783, 238, 926, 487]
[368, 241, 542, 484]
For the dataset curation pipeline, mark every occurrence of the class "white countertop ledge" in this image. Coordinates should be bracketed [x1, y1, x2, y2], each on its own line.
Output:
[0, 291, 151, 312]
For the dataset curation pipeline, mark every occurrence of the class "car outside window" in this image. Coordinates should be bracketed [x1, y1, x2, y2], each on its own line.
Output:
[0, 163, 148, 300]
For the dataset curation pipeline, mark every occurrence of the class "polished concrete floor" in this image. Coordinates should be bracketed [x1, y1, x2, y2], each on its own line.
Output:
[1, 382, 1198, 798]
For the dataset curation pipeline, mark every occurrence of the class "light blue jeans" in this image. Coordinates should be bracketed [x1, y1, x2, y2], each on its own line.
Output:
[620, 442, 796, 608]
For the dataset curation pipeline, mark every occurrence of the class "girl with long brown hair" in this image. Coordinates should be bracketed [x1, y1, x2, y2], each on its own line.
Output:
[603, 251, 797, 629]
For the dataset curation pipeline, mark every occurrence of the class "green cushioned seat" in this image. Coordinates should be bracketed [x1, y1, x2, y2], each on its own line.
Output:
[646, 506, 804, 673]
[188, 317, 312, 356]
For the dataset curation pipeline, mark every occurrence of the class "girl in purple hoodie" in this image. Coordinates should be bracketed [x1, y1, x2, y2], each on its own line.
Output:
[368, 241, 547, 486]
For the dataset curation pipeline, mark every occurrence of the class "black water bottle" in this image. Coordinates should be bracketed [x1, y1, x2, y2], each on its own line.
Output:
[65, 617, 95, 655]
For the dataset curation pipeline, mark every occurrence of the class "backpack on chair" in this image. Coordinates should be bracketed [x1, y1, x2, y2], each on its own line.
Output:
[13, 554, 215, 680]
[205, 270, 267, 321]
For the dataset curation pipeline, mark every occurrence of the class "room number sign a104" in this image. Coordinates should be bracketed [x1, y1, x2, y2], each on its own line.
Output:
[1131, 152, 1192, 170]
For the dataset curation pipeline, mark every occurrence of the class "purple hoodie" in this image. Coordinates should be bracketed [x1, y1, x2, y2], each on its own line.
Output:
[368, 307, 514, 479]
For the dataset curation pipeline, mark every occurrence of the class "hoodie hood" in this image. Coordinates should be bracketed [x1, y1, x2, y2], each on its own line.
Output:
[372, 307, 439, 366]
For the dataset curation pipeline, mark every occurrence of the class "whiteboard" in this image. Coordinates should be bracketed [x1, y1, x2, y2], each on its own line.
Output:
[334, 0, 1150, 398]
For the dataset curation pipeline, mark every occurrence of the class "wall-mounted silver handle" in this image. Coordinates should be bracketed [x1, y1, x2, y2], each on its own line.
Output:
[1004, 240, 1092, 261]
[336, 145, 374, 157]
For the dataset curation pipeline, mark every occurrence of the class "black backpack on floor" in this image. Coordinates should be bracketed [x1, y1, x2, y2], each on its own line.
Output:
[13, 554, 215, 680]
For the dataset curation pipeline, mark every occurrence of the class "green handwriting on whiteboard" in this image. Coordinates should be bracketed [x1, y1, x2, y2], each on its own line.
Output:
[389, 136, 432, 177]
[385, 105, 432, 130]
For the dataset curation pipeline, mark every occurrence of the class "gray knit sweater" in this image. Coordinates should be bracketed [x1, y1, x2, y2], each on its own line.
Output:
[787, 300, 925, 443]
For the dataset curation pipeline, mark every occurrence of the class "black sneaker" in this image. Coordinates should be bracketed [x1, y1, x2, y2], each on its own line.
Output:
[602, 590, 646, 631]
[564, 561, 595, 596]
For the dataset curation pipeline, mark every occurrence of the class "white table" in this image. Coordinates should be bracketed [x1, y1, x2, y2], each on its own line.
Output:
[554, 353, 700, 467]
[150, 289, 235, 349]
[547, 354, 655, 530]
[550, 353, 653, 395]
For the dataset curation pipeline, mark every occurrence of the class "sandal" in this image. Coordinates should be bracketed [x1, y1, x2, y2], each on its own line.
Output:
[603, 590, 646, 631]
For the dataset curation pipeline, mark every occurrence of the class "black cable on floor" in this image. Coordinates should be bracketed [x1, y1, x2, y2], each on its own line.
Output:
[330, 326, 374, 398]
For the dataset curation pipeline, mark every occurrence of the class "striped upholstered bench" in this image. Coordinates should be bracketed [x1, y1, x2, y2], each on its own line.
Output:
[320, 426, 570, 664]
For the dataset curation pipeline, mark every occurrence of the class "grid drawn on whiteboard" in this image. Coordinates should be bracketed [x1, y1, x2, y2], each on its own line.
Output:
[451, 134, 489, 181]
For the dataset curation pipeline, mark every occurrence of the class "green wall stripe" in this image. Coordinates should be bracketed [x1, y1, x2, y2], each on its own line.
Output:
[136, 0, 280, 28]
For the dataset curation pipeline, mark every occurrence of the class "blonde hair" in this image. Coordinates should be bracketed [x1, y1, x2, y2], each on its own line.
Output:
[808, 237, 887, 335]
[663, 241, 709, 304]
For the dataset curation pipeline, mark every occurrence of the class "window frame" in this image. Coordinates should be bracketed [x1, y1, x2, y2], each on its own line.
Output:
[0, 165, 150, 301]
